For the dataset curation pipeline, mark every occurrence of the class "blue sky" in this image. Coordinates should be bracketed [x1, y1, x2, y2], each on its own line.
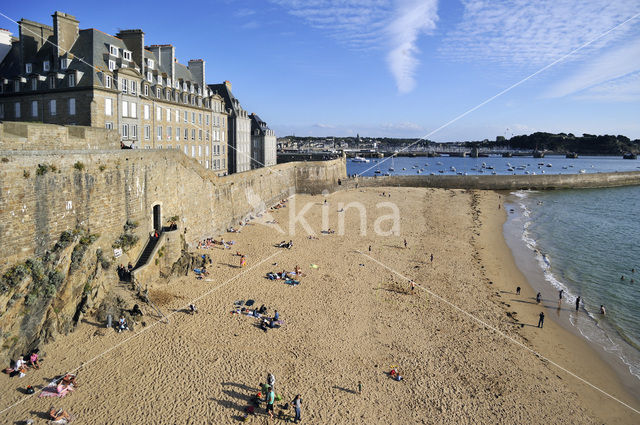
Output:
[2, 0, 640, 141]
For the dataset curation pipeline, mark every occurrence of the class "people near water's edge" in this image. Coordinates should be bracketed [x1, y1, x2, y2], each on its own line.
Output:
[516, 286, 521, 295]
[575, 296, 581, 311]
[558, 289, 563, 300]
[538, 312, 545, 328]
[536, 292, 541, 303]
[600, 305, 606, 315]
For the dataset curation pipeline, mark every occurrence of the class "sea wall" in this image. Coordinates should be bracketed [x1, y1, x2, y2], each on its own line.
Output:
[0, 121, 120, 151]
[0, 149, 346, 271]
[353, 171, 640, 190]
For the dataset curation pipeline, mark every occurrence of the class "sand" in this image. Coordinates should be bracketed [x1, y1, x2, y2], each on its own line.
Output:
[1, 187, 639, 424]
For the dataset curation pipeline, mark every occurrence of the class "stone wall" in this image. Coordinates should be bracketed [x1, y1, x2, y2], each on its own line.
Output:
[0, 149, 346, 272]
[353, 171, 640, 191]
[0, 121, 120, 150]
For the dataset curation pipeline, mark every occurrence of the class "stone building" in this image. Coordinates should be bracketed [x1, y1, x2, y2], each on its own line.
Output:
[249, 113, 276, 168]
[209, 81, 252, 174]
[0, 11, 229, 175]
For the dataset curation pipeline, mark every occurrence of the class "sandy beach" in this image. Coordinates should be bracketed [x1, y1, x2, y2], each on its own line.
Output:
[2, 187, 639, 424]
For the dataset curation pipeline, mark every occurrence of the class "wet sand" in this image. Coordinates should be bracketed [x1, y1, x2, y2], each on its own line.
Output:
[1, 187, 638, 424]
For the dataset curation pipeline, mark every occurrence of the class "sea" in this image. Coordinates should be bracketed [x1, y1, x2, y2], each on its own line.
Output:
[347, 155, 640, 389]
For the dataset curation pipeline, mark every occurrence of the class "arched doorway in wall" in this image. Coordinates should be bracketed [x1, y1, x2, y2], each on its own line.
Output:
[153, 204, 162, 232]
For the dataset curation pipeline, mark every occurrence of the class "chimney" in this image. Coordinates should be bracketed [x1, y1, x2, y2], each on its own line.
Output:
[147, 44, 174, 81]
[224, 80, 232, 92]
[188, 59, 205, 91]
[0, 28, 11, 64]
[52, 11, 79, 58]
[18, 18, 54, 70]
[116, 29, 145, 74]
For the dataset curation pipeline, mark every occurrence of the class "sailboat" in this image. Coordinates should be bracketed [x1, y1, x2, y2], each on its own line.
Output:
[388, 156, 395, 172]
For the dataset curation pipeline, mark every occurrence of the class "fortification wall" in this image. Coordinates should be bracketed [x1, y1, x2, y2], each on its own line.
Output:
[354, 171, 640, 190]
[0, 121, 120, 151]
[0, 150, 346, 271]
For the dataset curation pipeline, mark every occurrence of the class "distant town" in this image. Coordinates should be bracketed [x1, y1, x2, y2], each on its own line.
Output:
[277, 132, 640, 162]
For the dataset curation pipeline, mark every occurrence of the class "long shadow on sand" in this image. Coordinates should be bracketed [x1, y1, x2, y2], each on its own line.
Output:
[221, 382, 258, 392]
[333, 385, 358, 394]
[209, 397, 247, 422]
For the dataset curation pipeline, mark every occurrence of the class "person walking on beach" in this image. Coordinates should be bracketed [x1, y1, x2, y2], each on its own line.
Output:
[430, 253, 434, 264]
[516, 286, 521, 295]
[404, 239, 407, 249]
[358, 380, 362, 394]
[267, 373, 275, 390]
[266, 386, 275, 418]
[575, 296, 581, 311]
[536, 292, 541, 303]
[240, 255, 246, 267]
[558, 289, 563, 300]
[538, 312, 545, 328]
[292, 394, 302, 423]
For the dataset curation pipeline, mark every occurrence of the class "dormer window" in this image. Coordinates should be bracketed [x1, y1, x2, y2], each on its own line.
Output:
[25, 63, 32, 73]
[158, 75, 163, 86]
[108, 60, 116, 71]
[146, 71, 152, 82]
[166, 77, 171, 87]
[60, 58, 70, 70]
[68, 74, 75, 87]
[146, 58, 154, 69]
[31, 78, 37, 90]
[197, 87, 201, 96]
[183, 82, 187, 91]
[175, 81, 179, 89]
[123, 50, 132, 61]
[144, 84, 148, 96]
[109, 45, 119, 57]
[43, 61, 50, 72]
[14, 81, 20, 92]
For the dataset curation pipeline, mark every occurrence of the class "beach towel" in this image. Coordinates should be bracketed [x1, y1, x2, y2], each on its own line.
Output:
[310, 264, 319, 269]
[39, 381, 73, 398]
[245, 299, 255, 307]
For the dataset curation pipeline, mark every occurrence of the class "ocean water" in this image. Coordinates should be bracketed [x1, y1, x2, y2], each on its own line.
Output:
[508, 186, 640, 382]
[347, 154, 640, 177]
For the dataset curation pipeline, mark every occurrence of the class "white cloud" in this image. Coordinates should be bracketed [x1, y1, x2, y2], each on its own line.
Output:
[440, 0, 640, 68]
[386, 0, 438, 93]
[546, 38, 640, 98]
[575, 72, 640, 101]
[270, 0, 439, 92]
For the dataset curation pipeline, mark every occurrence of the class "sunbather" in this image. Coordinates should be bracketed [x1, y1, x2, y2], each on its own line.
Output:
[189, 304, 198, 314]
[49, 406, 71, 422]
[118, 316, 129, 332]
[61, 373, 78, 387]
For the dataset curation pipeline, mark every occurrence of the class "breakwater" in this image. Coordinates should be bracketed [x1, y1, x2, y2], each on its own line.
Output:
[351, 171, 640, 190]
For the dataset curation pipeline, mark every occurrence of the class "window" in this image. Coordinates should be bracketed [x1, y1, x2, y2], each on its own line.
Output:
[43, 60, 50, 71]
[121, 78, 127, 93]
[156, 106, 161, 120]
[198, 129, 202, 140]
[191, 112, 195, 123]
[206, 115, 209, 125]
[25, 63, 32, 73]
[157, 126, 162, 140]
[146, 71, 152, 81]
[123, 50, 132, 61]
[144, 125, 150, 140]
[167, 126, 172, 140]
[191, 129, 195, 140]
[184, 146, 188, 155]
[105, 74, 112, 88]
[205, 145, 209, 156]
[158, 75, 163, 86]
[206, 130, 210, 141]
[122, 101, 128, 117]
[130, 81, 136, 95]
[175, 110, 179, 121]
[191, 146, 195, 157]
[205, 160, 209, 169]
[184, 128, 188, 139]
[144, 84, 148, 96]
[69, 98, 76, 115]
[49, 99, 56, 116]
[31, 78, 37, 90]
[105, 98, 112, 116]
[60, 58, 70, 69]
[68, 74, 75, 87]
[108, 60, 116, 71]
[109, 45, 119, 57]
[131, 125, 137, 139]
[198, 145, 202, 156]
[183, 111, 188, 122]
[143, 104, 150, 120]
[147, 58, 154, 69]
[166, 90, 171, 100]
[106, 122, 113, 130]
[130, 102, 137, 118]
[31, 101, 38, 117]
[166, 108, 171, 121]
[122, 123, 129, 138]
[167, 78, 171, 87]
[14, 81, 20, 92]
[198, 113, 202, 124]
[175, 127, 180, 140]
[156, 88, 160, 98]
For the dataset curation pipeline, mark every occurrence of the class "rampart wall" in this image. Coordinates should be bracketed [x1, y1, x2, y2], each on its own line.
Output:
[0, 149, 346, 271]
[0, 121, 120, 151]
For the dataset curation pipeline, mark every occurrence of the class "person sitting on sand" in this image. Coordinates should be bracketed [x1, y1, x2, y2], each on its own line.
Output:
[49, 406, 71, 422]
[29, 351, 40, 369]
[260, 318, 269, 332]
[61, 373, 78, 387]
[118, 316, 129, 333]
[14, 356, 27, 377]
[189, 304, 198, 315]
[273, 310, 279, 321]
[258, 305, 267, 315]
[294, 265, 303, 276]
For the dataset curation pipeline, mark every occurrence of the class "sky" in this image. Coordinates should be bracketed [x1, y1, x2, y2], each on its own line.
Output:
[2, 0, 640, 142]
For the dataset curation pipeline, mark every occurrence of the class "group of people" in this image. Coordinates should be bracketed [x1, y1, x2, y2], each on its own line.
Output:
[266, 265, 304, 281]
[3, 350, 40, 378]
[520, 287, 609, 329]
[197, 237, 235, 250]
[244, 373, 301, 423]
[271, 199, 288, 210]
[276, 240, 293, 249]
[116, 263, 133, 281]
